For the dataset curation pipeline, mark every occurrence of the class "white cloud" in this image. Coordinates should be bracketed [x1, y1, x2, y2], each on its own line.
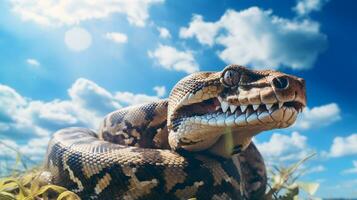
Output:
[293, 0, 329, 16]
[294, 103, 341, 130]
[105, 32, 128, 43]
[157, 27, 171, 39]
[0, 84, 49, 139]
[10, 0, 164, 27]
[180, 7, 327, 70]
[26, 58, 40, 67]
[329, 134, 357, 157]
[0, 79, 163, 136]
[180, 15, 220, 46]
[115, 92, 160, 106]
[19, 137, 50, 161]
[20, 78, 120, 132]
[25, 100, 97, 130]
[255, 131, 313, 164]
[68, 78, 121, 115]
[153, 86, 166, 97]
[342, 160, 357, 174]
[64, 27, 92, 52]
[0, 84, 26, 123]
[0, 79, 165, 165]
[148, 44, 199, 74]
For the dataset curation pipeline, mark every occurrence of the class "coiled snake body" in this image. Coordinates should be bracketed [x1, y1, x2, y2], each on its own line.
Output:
[43, 65, 306, 199]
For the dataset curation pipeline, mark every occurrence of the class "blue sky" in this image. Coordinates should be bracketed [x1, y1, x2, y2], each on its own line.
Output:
[0, 0, 356, 198]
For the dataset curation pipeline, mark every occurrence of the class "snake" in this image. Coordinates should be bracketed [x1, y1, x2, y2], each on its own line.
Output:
[42, 64, 306, 200]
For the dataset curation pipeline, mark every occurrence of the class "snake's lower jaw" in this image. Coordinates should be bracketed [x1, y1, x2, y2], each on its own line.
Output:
[169, 106, 299, 157]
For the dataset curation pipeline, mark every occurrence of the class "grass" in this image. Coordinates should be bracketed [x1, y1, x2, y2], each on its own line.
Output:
[0, 169, 80, 200]
[0, 142, 319, 200]
[0, 141, 79, 200]
[264, 153, 321, 200]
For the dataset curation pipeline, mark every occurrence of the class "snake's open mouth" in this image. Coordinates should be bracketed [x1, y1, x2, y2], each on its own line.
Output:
[168, 65, 307, 153]
[173, 96, 305, 129]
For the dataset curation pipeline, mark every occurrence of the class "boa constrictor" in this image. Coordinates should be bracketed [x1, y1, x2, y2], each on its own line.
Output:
[43, 65, 306, 200]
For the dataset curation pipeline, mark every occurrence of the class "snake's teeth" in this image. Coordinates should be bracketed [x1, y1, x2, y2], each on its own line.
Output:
[229, 105, 237, 113]
[266, 103, 274, 110]
[221, 101, 229, 113]
[252, 104, 259, 111]
[240, 105, 248, 112]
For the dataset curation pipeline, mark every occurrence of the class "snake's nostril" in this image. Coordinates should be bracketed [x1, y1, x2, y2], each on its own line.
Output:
[272, 76, 289, 89]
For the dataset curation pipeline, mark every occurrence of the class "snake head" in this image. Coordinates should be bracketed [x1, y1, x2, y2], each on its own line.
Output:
[167, 64, 306, 157]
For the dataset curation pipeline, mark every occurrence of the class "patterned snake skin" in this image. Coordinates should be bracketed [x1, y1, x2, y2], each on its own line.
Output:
[43, 65, 306, 200]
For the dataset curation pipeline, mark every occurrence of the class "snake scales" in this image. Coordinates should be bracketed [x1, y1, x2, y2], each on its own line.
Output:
[43, 65, 306, 200]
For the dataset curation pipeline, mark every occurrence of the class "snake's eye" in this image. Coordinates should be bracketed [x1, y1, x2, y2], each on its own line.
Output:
[222, 69, 240, 87]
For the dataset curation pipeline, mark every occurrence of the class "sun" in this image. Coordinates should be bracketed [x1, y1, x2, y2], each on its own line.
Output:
[64, 27, 92, 52]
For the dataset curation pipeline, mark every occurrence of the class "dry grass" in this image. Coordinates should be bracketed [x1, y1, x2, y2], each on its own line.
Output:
[264, 153, 321, 200]
[0, 169, 80, 200]
[0, 141, 80, 200]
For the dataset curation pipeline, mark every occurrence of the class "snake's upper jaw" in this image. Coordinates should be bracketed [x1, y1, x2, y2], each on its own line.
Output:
[168, 65, 306, 153]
